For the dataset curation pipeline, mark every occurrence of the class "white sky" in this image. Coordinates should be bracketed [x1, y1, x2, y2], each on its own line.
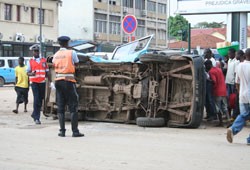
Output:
[169, 0, 250, 26]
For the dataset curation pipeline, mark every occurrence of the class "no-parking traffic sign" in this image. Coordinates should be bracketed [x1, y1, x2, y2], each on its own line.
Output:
[122, 15, 138, 34]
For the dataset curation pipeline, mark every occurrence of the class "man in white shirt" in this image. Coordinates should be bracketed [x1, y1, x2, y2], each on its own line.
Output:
[225, 48, 239, 117]
[227, 48, 250, 145]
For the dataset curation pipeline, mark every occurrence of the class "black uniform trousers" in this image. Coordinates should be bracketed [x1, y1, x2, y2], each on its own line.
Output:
[31, 82, 45, 121]
[55, 80, 79, 133]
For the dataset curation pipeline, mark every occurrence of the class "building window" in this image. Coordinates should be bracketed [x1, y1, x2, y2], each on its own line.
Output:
[31, 7, 35, 23]
[123, 0, 133, 8]
[135, 0, 145, 10]
[147, 29, 156, 39]
[109, 15, 120, 35]
[16, 5, 21, 21]
[38, 8, 45, 24]
[4, 4, 12, 21]
[109, 0, 116, 5]
[158, 3, 166, 14]
[136, 20, 145, 37]
[158, 22, 166, 30]
[148, 21, 156, 27]
[158, 30, 166, 40]
[94, 13, 107, 33]
[147, 1, 156, 12]
[3, 45, 13, 57]
[0, 45, 2, 57]
[13, 45, 23, 57]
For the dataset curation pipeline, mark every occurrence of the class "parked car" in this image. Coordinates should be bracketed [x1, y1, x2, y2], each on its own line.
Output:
[44, 35, 205, 128]
[0, 57, 30, 86]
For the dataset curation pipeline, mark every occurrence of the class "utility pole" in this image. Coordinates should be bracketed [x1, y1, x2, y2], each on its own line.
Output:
[39, 0, 43, 57]
[188, 23, 191, 54]
[167, 0, 171, 48]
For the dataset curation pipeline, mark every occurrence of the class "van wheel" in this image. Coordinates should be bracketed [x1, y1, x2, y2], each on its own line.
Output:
[0, 77, 5, 87]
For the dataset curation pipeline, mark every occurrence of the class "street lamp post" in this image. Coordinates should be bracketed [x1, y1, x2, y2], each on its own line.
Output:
[39, 0, 43, 57]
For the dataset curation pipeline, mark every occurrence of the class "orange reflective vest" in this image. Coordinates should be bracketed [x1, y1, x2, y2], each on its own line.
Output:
[53, 50, 76, 82]
[29, 58, 47, 83]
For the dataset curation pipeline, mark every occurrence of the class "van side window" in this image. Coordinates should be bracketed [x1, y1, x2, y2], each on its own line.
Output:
[0, 60, 5, 67]
[8, 60, 18, 68]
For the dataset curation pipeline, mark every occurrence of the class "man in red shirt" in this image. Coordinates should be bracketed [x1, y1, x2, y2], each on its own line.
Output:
[205, 60, 229, 126]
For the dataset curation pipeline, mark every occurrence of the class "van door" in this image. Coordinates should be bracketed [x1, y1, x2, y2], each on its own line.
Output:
[0, 59, 8, 84]
[6, 59, 19, 83]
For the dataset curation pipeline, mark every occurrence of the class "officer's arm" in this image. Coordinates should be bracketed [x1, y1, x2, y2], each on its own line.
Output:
[26, 61, 36, 76]
[72, 50, 79, 67]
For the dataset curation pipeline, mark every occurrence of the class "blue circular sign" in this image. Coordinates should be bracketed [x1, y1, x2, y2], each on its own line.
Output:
[122, 15, 138, 34]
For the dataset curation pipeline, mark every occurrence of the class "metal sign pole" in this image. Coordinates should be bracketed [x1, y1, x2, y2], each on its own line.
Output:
[39, 0, 43, 57]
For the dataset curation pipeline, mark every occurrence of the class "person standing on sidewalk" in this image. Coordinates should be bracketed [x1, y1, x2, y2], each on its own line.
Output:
[225, 48, 239, 117]
[207, 60, 229, 126]
[204, 60, 217, 121]
[52, 36, 84, 137]
[227, 48, 250, 144]
[233, 50, 245, 120]
[27, 44, 48, 124]
[13, 57, 29, 114]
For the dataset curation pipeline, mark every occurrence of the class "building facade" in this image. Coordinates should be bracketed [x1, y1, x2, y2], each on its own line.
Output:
[59, 0, 168, 48]
[0, 0, 60, 57]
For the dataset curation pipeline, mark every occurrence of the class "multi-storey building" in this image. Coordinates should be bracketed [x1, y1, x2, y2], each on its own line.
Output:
[59, 0, 168, 48]
[0, 0, 61, 57]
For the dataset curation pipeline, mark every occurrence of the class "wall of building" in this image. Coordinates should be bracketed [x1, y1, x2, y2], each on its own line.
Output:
[58, 0, 167, 48]
[93, 0, 168, 47]
[58, 0, 94, 41]
[0, 0, 59, 43]
[212, 32, 226, 41]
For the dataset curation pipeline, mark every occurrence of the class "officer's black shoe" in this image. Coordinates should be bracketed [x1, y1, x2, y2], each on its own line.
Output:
[72, 132, 84, 137]
[35, 120, 41, 125]
[58, 131, 65, 137]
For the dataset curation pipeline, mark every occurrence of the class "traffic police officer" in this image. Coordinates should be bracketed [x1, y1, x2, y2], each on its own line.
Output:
[52, 36, 84, 137]
[27, 44, 48, 124]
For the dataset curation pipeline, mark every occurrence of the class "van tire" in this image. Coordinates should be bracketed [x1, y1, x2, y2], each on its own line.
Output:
[0, 77, 5, 87]
[136, 117, 165, 127]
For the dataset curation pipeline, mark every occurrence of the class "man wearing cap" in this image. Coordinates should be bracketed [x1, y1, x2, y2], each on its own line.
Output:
[27, 44, 48, 124]
[52, 36, 84, 137]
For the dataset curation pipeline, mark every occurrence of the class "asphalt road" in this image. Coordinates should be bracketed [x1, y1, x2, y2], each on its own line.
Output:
[0, 86, 250, 170]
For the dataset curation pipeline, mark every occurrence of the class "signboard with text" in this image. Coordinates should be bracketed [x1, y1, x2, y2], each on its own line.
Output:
[177, 0, 250, 14]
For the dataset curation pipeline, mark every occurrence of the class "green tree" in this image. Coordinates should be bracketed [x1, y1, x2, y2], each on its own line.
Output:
[168, 15, 189, 41]
[194, 21, 224, 28]
[194, 21, 209, 28]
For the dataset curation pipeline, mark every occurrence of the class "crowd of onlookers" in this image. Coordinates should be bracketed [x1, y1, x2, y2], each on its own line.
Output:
[204, 48, 244, 126]
[203, 47, 250, 144]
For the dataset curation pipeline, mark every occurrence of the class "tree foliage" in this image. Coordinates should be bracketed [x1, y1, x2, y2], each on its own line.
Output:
[194, 21, 224, 28]
[168, 15, 189, 41]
